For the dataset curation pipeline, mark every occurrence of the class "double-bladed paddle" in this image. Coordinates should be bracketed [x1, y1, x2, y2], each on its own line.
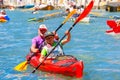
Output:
[32, 0, 94, 73]
[14, 9, 76, 72]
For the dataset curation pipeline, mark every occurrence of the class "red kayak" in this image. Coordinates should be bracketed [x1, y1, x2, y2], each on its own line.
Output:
[26, 53, 84, 78]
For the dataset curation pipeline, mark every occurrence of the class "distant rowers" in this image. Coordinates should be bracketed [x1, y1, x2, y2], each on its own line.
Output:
[0, 10, 10, 21]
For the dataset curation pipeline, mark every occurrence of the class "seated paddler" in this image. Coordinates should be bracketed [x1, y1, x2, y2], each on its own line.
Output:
[39, 30, 71, 62]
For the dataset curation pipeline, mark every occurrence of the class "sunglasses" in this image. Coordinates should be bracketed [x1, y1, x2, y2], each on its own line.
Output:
[39, 28, 47, 34]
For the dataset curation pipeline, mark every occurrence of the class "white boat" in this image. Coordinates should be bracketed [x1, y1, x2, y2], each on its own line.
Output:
[69, 16, 91, 23]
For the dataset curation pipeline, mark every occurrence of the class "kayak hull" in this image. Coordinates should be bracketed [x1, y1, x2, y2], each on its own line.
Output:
[26, 53, 84, 78]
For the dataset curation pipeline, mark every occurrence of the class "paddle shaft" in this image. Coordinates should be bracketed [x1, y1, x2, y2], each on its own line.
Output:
[27, 53, 35, 62]
[55, 23, 63, 32]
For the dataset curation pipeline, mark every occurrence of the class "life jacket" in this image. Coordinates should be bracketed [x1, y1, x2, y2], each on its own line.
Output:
[0, 15, 10, 21]
[44, 41, 64, 58]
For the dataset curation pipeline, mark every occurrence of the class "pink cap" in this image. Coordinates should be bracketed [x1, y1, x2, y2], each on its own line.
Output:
[39, 24, 47, 30]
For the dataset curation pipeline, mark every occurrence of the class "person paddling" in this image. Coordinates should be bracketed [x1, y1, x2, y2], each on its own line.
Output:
[30, 24, 48, 54]
[0, 10, 10, 21]
[39, 31, 71, 63]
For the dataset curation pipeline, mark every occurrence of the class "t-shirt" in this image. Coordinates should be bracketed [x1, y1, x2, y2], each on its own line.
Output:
[41, 41, 63, 58]
[32, 35, 45, 51]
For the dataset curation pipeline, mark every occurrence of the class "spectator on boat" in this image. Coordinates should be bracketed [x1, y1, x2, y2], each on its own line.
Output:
[0, 10, 10, 21]
[39, 30, 71, 63]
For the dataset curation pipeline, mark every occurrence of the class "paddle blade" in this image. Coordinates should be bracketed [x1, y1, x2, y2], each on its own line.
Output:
[106, 20, 117, 28]
[75, 0, 94, 24]
[14, 61, 28, 71]
[55, 9, 76, 32]
[28, 18, 36, 22]
[62, 9, 76, 24]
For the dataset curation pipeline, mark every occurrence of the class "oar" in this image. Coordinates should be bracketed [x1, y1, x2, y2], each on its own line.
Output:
[28, 12, 60, 22]
[55, 9, 76, 32]
[14, 9, 76, 72]
[32, 0, 94, 73]
[28, 18, 37, 22]
[14, 53, 35, 71]
[106, 20, 117, 29]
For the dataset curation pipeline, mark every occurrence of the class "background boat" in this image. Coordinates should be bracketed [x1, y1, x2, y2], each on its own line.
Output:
[24, 4, 34, 8]
[38, 5, 54, 10]
[68, 16, 91, 23]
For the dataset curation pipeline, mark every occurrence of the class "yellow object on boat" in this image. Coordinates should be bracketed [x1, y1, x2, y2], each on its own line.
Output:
[0, 19, 7, 23]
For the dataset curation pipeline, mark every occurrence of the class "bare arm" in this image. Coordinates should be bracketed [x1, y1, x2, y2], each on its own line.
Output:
[39, 54, 45, 63]
[53, 31, 59, 40]
[39, 48, 47, 62]
[61, 30, 71, 45]
[30, 44, 39, 53]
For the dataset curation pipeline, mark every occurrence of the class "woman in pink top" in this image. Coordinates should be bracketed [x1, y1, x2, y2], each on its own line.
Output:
[30, 24, 48, 53]
[30, 24, 59, 53]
